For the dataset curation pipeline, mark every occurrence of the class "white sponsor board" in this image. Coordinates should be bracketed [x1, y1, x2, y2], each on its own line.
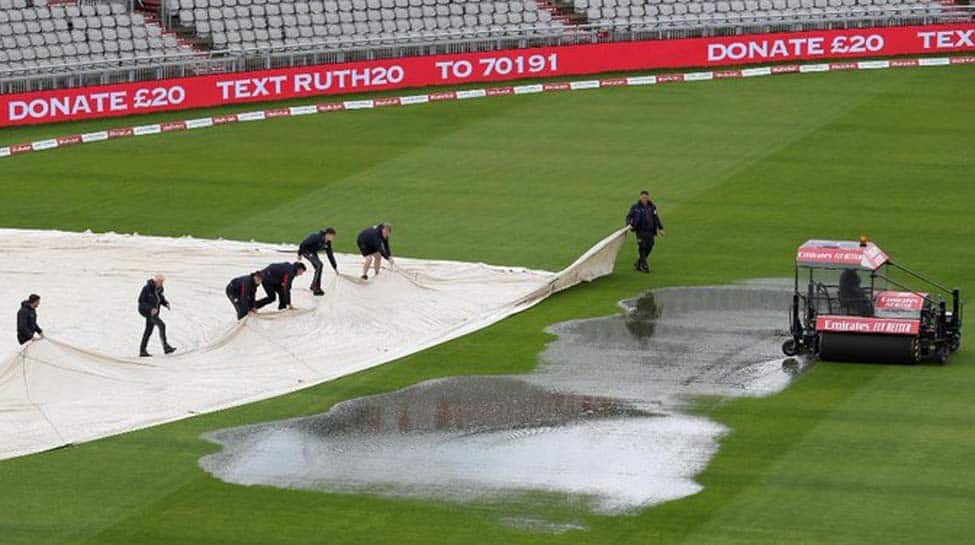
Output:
[186, 117, 214, 129]
[456, 89, 487, 99]
[81, 131, 109, 143]
[236, 111, 267, 121]
[31, 139, 58, 151]
[133, 124, 162, 136]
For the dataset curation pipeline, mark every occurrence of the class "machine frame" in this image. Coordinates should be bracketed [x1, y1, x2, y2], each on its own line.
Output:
[783, 238, 962, 364]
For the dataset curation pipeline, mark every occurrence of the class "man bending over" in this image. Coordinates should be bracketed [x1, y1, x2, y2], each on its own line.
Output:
[255, 262, 306, 310]
[356, 223, 394, 280]
[298, 227, 338, 296]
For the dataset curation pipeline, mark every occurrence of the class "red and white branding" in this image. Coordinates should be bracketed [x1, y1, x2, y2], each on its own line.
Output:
[875, 291, 926, 311]
[316, 103, 345, 112]
[428, 91, 457, 101]
[543, 82, 571, 91]
[3, 23, 973, 126]
[714, 69, 744, 78]
[816, 315, 920, 335]
[487, 86, 514, 96]
[796, 241, 889, 269]
[862, 244, 889, 270]
[161, 121, 187, 131]
[797, 247, 864, 266]
[655, 73, 685, 83]
[917, 28, 975, 49]
[874, 290, 927, 318]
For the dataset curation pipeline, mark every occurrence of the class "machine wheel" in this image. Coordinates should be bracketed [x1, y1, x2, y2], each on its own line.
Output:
[782, 339, 799, 357]
[910, 337, 922, 365]
[936, 346, 949, 365]
[949, 334, 961, 353]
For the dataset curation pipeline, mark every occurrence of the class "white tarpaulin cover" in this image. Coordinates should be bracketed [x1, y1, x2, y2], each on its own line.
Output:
[0, 228, 626, 460]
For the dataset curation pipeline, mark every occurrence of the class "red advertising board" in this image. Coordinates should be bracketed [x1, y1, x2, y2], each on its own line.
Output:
[816, 315, 921, 335]
[874, 291, 927, 312]
[3, 23, 974, 126]
[795, 241, 890, 270]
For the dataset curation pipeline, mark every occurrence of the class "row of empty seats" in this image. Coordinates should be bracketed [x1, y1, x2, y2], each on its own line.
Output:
[574, 0, 944, 27]
[1, 2, 195, 74]
[167, 0, 564, 50]
[1, 0, 960, 80]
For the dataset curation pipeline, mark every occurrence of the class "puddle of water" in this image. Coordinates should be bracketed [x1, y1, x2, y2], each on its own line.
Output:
[201, 279, 805, 519]
[499, 516, 589, 534]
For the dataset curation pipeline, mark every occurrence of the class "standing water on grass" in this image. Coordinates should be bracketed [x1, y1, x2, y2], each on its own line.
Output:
[200, 279, 806, 520]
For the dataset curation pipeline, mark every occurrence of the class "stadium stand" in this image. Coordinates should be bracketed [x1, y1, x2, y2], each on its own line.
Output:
[0, 0, 196, 75]
[572, 0, 945, 27]
[166, 0, 563, 50]
[0, 0, 969, 92]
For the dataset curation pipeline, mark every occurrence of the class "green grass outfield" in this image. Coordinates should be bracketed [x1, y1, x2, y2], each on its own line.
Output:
[1, 65, 973, 545]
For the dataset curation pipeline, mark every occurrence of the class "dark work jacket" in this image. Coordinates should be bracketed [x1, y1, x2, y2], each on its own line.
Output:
[227, 274, 259, 312]
[357, 225, 391, 259]
[262, 262, 301, 307]
[626, 200, 664, 236]
[137, 279, 169, 318]
[17, 301, 42, 344]
[298, 231, 337, 270]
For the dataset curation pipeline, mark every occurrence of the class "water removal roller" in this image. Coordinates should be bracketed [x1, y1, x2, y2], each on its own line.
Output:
[782, 237, 963, 364]
[818, 333, 920, 364]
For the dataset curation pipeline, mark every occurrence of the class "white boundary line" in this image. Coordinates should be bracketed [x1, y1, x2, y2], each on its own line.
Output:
[2, 55, 973, 160]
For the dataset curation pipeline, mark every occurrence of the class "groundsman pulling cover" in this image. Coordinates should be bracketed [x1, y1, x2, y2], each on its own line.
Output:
[0, 228, 626, 460]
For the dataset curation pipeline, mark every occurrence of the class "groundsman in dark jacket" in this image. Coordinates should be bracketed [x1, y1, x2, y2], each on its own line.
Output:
[356, 223, 394, 280]
[137, 275, 176, 357]
[625, 190, 665, 273]
[255, 262, 306, 310]
[298, 227, 338, 295]
[227, 271, 263, 320]
[16, 294, 43, 345]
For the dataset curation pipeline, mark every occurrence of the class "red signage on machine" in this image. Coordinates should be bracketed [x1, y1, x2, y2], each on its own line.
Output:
[797, 248, 864, 266]
[2, 23, 975, 126]
[816, 316, 921, 335]
[796, 240, 890, 270]
[875, 291, 927, 312]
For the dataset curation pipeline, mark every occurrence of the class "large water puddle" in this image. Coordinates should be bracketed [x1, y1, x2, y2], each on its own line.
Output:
[200, 279, 805, 519]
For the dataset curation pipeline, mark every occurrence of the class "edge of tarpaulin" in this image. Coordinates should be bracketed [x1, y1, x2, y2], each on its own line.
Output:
[0, 228, 627, 460]
[0, 228, 556, 278]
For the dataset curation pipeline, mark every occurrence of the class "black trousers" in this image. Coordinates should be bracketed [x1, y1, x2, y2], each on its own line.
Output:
[636, 234, 655, 266]
[255, 281, 286, 310]
[227, 291, 248, 320]
[140, 313, 168, 352]
[302, 251, 323, 291]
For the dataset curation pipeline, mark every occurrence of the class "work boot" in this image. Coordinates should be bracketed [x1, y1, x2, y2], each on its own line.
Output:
[313, 290, 325, 296]
[164, 345, 177, 355]
[360, 274, 368, 280]
[640, 262, 650, 273]
[634, 260, 642, 271]
[140, 351, 151, 358]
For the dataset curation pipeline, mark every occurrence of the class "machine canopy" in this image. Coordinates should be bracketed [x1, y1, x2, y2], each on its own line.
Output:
[796, 240, 890, 271]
